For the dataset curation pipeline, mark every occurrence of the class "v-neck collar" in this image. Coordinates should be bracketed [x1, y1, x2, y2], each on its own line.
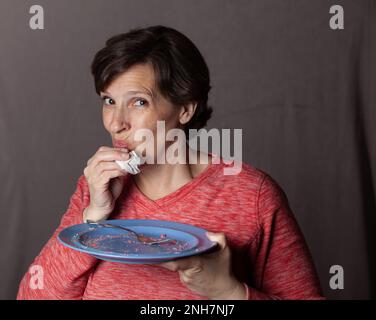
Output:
[128, 153, 224, 210]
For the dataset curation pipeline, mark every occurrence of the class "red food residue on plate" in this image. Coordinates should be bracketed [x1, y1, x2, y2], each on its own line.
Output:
[80, 233, 192, 255]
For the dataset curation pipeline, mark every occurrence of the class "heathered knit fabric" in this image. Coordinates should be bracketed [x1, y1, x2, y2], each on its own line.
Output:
[17, 155, 324, 300]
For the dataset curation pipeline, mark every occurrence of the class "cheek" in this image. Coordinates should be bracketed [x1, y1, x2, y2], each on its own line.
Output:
[102, 109, 112, 131]
[135, 114, 157, 129]
[133, 101, 180, 132]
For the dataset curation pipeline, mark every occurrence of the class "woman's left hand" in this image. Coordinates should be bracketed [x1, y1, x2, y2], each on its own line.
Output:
[157, 232, 247, 300]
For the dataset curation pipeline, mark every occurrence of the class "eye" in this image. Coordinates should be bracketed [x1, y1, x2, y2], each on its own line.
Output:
[101, 96, 115, 106]
[134, 98, 148, 107]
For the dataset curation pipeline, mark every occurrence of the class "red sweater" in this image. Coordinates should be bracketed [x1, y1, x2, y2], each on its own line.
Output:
[17, 155, 324, 300]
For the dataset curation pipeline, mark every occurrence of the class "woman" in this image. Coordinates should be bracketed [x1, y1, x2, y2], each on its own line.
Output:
[17, 25, 324, 300]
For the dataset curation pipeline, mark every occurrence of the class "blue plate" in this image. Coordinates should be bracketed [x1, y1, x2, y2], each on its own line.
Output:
[58, 219, 218, 264]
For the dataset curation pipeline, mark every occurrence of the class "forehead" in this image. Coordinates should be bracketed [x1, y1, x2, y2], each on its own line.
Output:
[105, 63, 157, 96]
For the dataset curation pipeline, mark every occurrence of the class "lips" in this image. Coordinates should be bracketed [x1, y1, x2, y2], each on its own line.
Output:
[112, 139, 131, 150]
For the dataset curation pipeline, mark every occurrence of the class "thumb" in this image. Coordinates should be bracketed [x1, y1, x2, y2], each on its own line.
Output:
[206, 231, 228, 251]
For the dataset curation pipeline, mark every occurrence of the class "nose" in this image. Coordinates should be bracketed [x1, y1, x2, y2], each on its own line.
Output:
[109, 106, 131, 134]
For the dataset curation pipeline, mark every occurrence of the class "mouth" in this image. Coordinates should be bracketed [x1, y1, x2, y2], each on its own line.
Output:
[112, 139, 131, 150]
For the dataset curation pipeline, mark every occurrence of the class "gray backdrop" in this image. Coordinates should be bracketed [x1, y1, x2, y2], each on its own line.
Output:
[0, 0, 375, 300]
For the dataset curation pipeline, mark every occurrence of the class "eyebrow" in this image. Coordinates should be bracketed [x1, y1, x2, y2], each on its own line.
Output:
[100, 90, 155, 99]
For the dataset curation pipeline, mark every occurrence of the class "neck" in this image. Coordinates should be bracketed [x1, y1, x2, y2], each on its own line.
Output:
[132, 146, 211, 201]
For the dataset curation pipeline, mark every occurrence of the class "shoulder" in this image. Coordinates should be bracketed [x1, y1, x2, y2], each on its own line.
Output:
[210, 158, 267, 193]
[209, 158, 288, 207]
[238, 163, 290, 210]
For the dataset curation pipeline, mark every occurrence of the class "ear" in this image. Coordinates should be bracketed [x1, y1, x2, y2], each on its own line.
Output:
[179, 102, 197, 125]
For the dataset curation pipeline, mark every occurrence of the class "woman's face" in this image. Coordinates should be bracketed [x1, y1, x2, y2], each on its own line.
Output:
[100, 63, 192, 162]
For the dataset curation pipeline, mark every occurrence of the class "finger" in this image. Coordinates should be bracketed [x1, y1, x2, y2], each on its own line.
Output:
[181, 264, 203, 277]
[89, 146, 114, 164]
[179, 270, 194, 285]
[85, 158, 126, 178]
[97, 169, 126, 184]
[87, 146, 129, 165]
[99, 146, 129, 153]
[157, 261, 179, 272]
[87, 149, 128, 166]
[158, 257, 200, 272]
[97, 146, 113, 152]
[90, 150, 130, 167]
[96, 161, 127, 174]
[206, 232, 228, 251]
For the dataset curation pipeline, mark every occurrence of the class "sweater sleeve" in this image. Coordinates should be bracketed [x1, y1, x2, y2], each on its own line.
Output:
[245, 174, 325, 300]
[17, 175, 98, 300]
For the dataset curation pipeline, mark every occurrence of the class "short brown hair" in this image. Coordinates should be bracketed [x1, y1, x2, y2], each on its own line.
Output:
[91, 25, 213, 135]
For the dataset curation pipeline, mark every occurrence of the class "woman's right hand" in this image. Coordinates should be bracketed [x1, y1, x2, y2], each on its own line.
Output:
[82, 146, 130, 222]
